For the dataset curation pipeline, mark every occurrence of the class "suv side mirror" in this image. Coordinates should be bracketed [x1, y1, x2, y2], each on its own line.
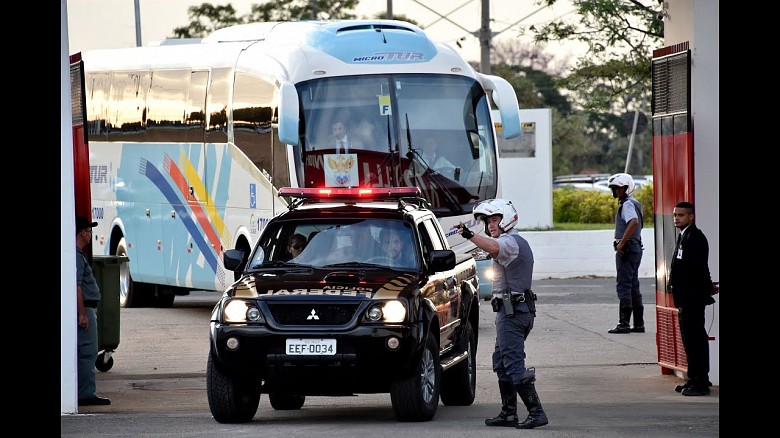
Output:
[428, 249, 456, 272]
[223, 249, 246, 271]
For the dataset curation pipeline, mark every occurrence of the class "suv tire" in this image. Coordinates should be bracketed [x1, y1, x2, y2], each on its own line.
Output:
[390, 334, 441, 421]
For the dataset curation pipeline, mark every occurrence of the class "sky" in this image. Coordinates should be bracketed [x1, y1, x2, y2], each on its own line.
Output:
[65, 0, 582, 65]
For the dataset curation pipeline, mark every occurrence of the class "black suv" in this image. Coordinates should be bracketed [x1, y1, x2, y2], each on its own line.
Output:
[207, 187, 480, 423]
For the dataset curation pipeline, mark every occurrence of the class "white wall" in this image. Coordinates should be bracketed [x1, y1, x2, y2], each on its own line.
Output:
[61, 0, 78, 414]
[498, 108, 553, 229]
[665, 0, 719, 386]
[526, 228, 655, 279]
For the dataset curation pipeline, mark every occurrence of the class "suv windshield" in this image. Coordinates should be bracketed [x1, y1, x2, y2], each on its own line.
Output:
[249, 218, 417, 270]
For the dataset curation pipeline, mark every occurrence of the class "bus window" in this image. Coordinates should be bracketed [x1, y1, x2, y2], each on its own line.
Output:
[147, 69, 189, 143]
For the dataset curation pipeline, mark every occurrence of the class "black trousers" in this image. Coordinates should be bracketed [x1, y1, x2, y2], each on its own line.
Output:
[678, 304, 710, 382]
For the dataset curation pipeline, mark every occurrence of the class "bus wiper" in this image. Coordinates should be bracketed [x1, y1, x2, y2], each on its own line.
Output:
[403, 114, 463, 214]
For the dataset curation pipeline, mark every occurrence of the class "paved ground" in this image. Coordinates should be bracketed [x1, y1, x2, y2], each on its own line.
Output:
[61, 277, 719, 437]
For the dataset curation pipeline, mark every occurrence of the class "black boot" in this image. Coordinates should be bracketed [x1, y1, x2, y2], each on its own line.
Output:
[485, 380, 518, 427]
[608, 304, 632, 334]
[515, 382, 548, 429]
[631, 293, 645, 332]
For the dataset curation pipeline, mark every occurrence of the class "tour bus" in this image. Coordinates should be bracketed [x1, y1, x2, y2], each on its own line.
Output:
[81, 20, 521, 307]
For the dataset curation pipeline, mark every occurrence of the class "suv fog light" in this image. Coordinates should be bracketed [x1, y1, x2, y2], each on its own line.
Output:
[387, 337, 400, 350]
[226, 337, 239, 350]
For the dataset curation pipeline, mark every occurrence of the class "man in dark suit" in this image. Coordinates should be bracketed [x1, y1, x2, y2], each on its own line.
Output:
[669, 201, 719, 396]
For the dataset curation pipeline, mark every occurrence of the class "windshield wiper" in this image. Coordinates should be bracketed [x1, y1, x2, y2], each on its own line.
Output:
[404, 113, 464, 214]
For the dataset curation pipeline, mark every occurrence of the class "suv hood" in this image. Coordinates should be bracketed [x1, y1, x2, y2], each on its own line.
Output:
[229, 270, 420, 300]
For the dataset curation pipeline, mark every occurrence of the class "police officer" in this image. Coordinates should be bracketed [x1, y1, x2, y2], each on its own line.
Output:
[455, 199, 548, 429]
[606, 173, 645, 334]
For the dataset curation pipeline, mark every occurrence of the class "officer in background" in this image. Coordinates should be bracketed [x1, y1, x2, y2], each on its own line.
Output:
[606, 173, 645, 334]
[455, 199, 548, 429]
[76, 216, 111, 406]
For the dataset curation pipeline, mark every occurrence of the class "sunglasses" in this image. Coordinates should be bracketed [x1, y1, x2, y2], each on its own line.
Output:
[289, 244, 304, 250]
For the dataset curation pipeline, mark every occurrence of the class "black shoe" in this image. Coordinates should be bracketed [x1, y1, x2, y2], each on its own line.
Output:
[78, 395, 111, 406]
[681, 386, 710, 396]
[675, 379, 711, 393]
[630, 326, 645, 333]
[674, 382, 691, 393]
[485, 413, 518, 427]
[608, 325, 630, 334]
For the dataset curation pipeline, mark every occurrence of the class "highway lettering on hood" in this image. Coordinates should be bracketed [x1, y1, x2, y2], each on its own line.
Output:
[264, 287, 374, 298]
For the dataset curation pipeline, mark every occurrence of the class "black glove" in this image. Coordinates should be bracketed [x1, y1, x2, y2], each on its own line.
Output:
[460, 225, 474, 240]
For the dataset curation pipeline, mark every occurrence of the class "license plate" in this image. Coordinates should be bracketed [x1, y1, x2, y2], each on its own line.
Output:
[285, 338, 336, 355]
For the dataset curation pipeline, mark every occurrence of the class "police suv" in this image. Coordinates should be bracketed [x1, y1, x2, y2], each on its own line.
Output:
[207, 187, 480, 423]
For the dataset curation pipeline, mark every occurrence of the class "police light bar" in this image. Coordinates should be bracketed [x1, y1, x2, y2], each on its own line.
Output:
[279, 187, 421, 201]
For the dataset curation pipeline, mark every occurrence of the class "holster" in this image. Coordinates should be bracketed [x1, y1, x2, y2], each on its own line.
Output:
[490, 289, 515, 316]
[527, 290, 537, 314]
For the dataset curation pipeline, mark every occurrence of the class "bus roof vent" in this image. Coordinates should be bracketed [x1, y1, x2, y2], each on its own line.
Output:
[202, 22, 282, 43]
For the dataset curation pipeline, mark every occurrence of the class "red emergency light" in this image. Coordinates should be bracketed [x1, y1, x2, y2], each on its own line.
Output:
[279, 187, 421, 202]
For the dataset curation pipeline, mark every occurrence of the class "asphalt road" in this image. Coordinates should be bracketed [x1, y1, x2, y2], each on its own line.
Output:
[61, 277, 719, 437]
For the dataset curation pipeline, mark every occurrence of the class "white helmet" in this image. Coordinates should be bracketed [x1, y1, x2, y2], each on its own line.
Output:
[473, 199, 518, 232]
[607, 173, 635, 196]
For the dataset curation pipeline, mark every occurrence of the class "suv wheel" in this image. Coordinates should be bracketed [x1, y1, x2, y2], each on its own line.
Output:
[440, 320, 476, 405]
[390, 334, 440, 421]
[206, 350, 260, 423]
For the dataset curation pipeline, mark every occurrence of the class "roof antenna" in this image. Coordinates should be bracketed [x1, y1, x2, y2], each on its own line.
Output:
[374, 25, 387, 43]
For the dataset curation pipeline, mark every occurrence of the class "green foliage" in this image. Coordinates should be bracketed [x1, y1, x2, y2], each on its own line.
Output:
[553, 183, 654, 225]
[633, 180, 654, 225]
[530, 0, 663, 114]
[172, 1, 360, 38]
[553, 188, 614, 223]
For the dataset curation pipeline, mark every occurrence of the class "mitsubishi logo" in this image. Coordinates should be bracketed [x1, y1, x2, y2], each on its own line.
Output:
[307, 309, 319, 320]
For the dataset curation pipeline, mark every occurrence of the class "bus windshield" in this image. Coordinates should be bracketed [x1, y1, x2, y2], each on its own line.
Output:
[297, 74, 498, 217]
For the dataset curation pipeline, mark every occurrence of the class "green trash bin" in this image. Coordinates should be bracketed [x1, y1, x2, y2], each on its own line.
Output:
[91, 255, 128, 372]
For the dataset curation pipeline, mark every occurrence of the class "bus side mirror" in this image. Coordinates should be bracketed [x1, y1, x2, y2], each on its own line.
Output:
[278, 81, 300, 146]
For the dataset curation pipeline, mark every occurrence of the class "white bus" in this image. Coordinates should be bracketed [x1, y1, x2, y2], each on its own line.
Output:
[81, 20, 521, 307]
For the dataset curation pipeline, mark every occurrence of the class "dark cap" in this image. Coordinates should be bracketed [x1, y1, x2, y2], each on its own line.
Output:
[76, 216, 98, 233]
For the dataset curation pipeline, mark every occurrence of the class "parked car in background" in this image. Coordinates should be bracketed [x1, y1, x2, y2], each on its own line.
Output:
[552, 174, 611, 192]
[554, 174, 652, 192]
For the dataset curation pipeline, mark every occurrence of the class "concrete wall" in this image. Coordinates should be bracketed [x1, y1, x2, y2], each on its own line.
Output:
[664, 0, 719, 386]
[498, 108, 553, 229]
[526, 228, 655, 280]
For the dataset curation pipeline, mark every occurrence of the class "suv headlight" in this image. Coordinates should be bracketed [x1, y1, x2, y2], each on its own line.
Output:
[365, 300, 406, 323]
[224, 299, 265, 323]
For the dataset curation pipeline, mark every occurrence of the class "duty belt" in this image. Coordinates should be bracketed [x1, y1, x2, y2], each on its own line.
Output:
[84, 300, 98, 308]
[615, 238, 641, 244]
[492, 292, 528, 303]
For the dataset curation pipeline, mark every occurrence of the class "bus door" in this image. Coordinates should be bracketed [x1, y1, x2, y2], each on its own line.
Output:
[163, 70, 211, 288]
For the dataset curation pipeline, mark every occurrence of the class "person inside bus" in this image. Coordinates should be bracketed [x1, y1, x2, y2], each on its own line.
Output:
[420, 137, 457, 179]
[329, 119, 353, 154]
[287, 233, 307, 260]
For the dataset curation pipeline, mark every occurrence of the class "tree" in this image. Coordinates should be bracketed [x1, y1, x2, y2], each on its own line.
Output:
[519, 0, 661, 176]
[173, 1, 361, 38]
[246, 0, 359, 22]
[528, 0, 663, 114]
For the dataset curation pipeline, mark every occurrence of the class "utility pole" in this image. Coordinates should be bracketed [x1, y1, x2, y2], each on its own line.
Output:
[479, 0, 491, 74]
[624, 95, 646, 174]
[387, 0, 393, 19]
[134, 0, 142, 47]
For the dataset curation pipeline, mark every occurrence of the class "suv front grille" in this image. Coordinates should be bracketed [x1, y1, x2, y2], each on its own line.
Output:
[267, 303, 360, 326]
